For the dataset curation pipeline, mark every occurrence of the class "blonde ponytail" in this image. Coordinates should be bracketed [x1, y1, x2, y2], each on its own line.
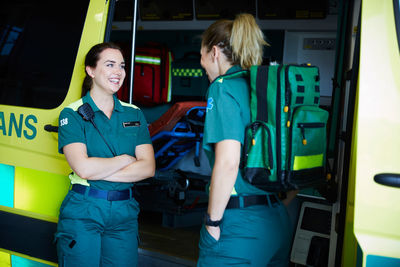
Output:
[201, 13, 268, 70]
[231, 14, 269, 69]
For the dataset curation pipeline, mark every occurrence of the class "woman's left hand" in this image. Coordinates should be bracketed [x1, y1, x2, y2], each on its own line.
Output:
[206, 225, 220, 241]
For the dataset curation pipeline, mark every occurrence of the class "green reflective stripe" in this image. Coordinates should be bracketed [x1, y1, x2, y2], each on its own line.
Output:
[366, 255, 400, 266]
[69, 172, 90, 186]
[11, 254, 54, 267]
[67, 98, 83, 112]
[135, 55, 161, 65]
[166, 52, 173, 102]
[172, 68, 203, 77]
[293, 154, 323, 170]
[231, 186, 238, 196]
[119, 100, 139, 109]
[0, 163, 14, 208]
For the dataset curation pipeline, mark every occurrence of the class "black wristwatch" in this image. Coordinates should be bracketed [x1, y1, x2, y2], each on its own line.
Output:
[204, 213, 222, 227]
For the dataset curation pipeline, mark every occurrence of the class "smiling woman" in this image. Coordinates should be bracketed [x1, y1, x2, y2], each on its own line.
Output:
[54, 42, 155, 267]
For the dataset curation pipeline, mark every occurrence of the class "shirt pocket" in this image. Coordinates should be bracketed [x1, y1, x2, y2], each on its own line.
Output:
[118, 126, 139, 155]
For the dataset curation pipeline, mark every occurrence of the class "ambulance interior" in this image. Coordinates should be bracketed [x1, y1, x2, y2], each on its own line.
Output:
[105, 1, 348, 266]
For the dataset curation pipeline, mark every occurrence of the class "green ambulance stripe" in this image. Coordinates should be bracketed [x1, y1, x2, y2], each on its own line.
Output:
[0, 250, 55, 267]
[172, 68, 203, 77]
[0, 163, 14, 208]
[293, 154, 323, 171]
[135, 55, 161, 65]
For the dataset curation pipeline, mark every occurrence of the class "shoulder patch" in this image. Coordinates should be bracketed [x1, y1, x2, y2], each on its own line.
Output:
[119, 100, 140, 110]
[66, 99, 84, 112]
[217, 78, 224, 83]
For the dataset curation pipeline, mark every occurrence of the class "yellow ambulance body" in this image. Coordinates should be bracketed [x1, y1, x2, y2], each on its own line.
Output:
[0, 1, 110, 265]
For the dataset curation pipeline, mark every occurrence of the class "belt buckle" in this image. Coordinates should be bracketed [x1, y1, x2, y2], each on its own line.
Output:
[107, 190, 121, 201]
[107, 189, 130, 201]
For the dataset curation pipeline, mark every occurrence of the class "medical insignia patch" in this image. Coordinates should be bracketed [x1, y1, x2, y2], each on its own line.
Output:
[207, 97, 214, 111]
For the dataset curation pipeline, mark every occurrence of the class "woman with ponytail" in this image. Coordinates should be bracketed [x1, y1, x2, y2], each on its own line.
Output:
[197, 14, 292, 266]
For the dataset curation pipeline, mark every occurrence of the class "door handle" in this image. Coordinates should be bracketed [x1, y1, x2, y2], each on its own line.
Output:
[44, 124, 58, 133]
[374, 173, 400, 188]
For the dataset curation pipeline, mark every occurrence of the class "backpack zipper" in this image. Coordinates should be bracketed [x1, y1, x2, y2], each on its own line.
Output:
[297, 122, 325, 145]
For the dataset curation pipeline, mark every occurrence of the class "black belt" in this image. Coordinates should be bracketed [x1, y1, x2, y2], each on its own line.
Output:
[71, 184, 133, 201]
[226, 194, 279, 209]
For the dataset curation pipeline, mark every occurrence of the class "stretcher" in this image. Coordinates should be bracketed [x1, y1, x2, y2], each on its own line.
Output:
[135, 101, 210, 223]
[149, 101, 207, 172]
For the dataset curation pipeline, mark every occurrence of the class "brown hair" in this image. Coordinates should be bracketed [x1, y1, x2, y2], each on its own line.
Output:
[201, 13, 269, 69]
[81, 42, 124, 97]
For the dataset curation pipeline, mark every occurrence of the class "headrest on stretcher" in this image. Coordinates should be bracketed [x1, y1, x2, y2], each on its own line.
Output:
[148, 101, 207, 137]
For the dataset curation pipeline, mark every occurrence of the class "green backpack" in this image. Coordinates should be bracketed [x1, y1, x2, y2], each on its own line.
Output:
[226, 64, 329, 192]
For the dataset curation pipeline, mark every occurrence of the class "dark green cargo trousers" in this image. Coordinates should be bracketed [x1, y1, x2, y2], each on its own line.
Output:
[197, 201, 292, 266]
[55, 190, 140, 267]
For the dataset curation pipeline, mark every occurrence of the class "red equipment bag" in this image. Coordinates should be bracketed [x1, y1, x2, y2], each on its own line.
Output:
[132, 44, 173, 105]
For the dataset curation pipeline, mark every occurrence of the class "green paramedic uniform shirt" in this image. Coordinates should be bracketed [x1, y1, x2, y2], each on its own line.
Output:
[58, 92, 152, 191]
[203, 65, 267, 196]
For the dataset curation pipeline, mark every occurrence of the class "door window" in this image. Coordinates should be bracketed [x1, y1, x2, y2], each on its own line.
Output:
[0, 0, 89, 109]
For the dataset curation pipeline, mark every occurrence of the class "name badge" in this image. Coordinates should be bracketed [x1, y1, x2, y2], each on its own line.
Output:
[123, 121, 140, 127]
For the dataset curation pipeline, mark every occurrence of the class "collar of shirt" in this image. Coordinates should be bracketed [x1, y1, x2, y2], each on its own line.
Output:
[82, 92, 124, 114]
[226, 65, 242, 74]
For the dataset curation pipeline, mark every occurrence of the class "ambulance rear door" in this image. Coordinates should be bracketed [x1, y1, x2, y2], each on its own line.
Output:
[352, 0, 400, 265]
